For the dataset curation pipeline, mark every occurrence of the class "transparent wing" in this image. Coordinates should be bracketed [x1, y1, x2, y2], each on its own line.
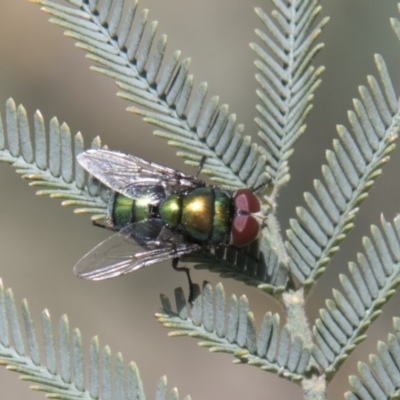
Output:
[77, 149, 203, 198]
[74, 219, 201, 280]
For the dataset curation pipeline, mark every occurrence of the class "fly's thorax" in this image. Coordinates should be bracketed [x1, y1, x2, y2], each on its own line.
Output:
[109, 185, 166, 230]
[212, 189, 232, 242]
[179, 187, 232, 243]
[181, 187, 214, 241]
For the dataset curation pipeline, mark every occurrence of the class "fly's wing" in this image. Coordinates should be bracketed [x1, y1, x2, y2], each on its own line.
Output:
[77, 149, 203, 198]
[73, 219, 201, 281]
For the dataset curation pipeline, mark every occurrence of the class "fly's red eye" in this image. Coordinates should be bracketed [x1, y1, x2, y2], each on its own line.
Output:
[231, 215, 259, 247]
[233, 188, 260, 213]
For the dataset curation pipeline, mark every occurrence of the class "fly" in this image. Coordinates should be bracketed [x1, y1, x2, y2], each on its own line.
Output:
[74, 149, 264, 297]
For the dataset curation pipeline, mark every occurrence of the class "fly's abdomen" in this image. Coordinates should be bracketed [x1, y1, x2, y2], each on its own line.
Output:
[110, 192, 133, 229]
[110, 185, 165, 230]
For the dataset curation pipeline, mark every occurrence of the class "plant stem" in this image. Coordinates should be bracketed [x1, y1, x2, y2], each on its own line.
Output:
[282, 288, 313, 348]
[282, 288, 326, 398]
[302, 375, 327, 400]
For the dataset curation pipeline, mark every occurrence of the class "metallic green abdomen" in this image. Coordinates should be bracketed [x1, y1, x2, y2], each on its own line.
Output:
[110, 193, 133, 229]
[110, 185, 165, 229]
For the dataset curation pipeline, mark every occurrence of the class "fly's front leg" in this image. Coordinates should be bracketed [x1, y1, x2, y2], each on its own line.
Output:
[175, 156, 207, 188]
[196, 156, 206, 178]
[251, 177, 272, 193]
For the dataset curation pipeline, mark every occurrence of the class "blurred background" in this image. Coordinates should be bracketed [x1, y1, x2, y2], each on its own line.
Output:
[0, 0, 400, 399]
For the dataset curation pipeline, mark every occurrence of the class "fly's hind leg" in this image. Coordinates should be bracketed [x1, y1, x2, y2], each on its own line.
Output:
[172, 258, 195, 305]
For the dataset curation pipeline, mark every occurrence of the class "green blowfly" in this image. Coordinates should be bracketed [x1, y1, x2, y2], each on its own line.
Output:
[74, 149, 264, 284]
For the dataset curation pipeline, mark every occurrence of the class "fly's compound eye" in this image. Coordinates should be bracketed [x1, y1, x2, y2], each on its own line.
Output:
[231, 215, 260, 248]
[233, 188, 260, 213]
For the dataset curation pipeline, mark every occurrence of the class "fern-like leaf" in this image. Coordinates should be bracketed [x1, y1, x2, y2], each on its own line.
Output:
[345, 317, 400, 399]
[0, 98, 108, 223]
[31, 0, 270, 191]
[312, 215, 400, 378]
[156, 282, 311, 382]
[0, 278, 191, 400]
[251, 1, 328, 189]
[181, 226, 288, 295]
[286, 55, 400, 286]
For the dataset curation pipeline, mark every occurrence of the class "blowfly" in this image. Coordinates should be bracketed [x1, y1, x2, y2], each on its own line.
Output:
[74, 149, 263, 286]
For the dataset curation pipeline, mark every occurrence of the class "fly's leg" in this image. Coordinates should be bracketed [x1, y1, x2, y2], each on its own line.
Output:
[174, 156, 207, 189]
[252, 177, 271, 193]
[172, 258, 195, 304]
[196, 156, 206, 178]
[252, 177, 274, 219]
[92, 220, 118, 231]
